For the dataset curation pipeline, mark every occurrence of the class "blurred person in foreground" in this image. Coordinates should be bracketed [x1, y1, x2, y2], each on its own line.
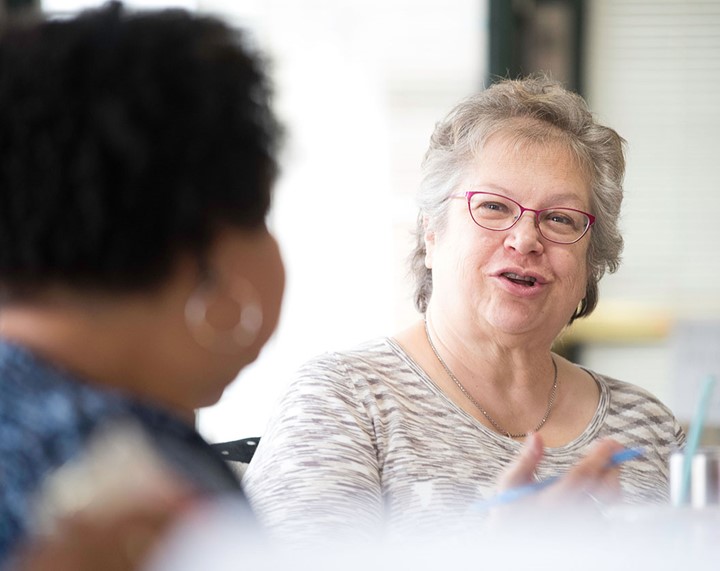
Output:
[244, 76, 685, 541]
[0, 2, 283, 568]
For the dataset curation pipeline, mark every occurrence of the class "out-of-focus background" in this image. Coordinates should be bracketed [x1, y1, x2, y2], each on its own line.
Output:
[4, 0, 720, 443]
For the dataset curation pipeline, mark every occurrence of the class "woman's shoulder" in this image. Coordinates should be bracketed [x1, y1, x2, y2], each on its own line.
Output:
[284, 337, 429, 407]
[586, 369, 684, 441]
[590, 371, 673, 412]
[295, 337, 409, 379]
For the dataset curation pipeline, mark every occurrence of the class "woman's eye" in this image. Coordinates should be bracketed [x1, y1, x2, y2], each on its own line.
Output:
[479, 201, 508, 213]
[546, 212, 576, 227]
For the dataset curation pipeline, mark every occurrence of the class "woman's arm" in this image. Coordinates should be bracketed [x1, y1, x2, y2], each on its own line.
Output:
[243, 354, 384, 543]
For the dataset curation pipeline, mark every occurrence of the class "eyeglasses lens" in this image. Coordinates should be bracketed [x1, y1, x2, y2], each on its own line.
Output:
[468, 193, 589, 244]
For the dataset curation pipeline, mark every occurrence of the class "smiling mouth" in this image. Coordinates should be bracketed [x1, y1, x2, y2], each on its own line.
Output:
[501, 272, 538, 287]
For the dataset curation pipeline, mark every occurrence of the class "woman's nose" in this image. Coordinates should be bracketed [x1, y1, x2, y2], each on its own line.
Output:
[504, 212, 544, 254]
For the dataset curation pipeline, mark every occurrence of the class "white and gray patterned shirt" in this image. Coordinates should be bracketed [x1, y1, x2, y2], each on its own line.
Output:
[244, 338, 685, 541]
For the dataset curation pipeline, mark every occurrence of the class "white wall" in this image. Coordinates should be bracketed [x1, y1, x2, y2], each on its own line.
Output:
[194, 0, 487, 441]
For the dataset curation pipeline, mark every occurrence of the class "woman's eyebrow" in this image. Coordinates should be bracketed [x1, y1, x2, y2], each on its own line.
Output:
[469, 185, 589, 207]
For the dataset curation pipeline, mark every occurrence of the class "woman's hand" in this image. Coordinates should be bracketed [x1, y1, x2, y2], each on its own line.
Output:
[12, 488, 193, 571]
[10, 424, 198, 571]
[495, 433, 625, 510]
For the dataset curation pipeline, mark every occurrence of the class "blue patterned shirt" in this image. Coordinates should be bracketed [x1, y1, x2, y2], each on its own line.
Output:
[0, 340, 245, 564]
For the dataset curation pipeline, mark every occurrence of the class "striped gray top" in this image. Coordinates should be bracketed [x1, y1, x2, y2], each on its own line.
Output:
[243, 338, 685, 540]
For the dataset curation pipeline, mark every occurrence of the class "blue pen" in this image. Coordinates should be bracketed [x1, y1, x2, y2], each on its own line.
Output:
[472, 447, 645, 512]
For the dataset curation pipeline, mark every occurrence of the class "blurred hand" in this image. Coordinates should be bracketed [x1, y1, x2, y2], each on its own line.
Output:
[494, 433, 625, 511]
[12, 480, 195, 571]
[10, 423, 198, 571]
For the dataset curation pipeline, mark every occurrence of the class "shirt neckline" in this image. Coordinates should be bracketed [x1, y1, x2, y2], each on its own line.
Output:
[383, 336, 609, 455]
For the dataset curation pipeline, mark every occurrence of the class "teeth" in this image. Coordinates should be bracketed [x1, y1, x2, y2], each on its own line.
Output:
[503, 272, 537, 284]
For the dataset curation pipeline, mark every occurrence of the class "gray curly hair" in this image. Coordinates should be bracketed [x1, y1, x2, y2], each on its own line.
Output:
[411, 76, 625, 324]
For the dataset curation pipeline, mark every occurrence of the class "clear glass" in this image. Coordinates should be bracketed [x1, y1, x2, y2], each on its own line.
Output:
[454, 191, 596, 245]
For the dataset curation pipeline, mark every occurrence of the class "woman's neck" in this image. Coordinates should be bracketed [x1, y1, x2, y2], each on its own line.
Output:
[0, 295, 196, 421]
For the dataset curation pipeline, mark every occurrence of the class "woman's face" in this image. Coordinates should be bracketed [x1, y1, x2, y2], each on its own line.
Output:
[233, 227, 285, 361]
[424, 132, 592, 346]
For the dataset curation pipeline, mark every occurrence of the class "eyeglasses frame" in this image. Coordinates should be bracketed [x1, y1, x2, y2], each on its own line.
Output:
[453, 191, 596, 245]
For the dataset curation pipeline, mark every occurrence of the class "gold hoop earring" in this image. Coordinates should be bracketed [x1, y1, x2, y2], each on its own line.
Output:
[184, 278, 264, 354]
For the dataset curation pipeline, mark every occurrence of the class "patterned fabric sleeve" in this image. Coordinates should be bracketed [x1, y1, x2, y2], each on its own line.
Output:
[242, 353, 384, 542]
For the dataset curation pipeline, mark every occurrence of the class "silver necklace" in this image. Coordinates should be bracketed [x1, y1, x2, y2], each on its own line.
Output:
[423, 318, 558, 439]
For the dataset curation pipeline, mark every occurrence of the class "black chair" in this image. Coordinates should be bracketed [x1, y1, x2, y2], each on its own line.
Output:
[211, 436, 261, 479]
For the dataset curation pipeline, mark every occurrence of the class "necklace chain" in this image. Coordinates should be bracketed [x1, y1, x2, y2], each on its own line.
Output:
[423, 318, 558, 439]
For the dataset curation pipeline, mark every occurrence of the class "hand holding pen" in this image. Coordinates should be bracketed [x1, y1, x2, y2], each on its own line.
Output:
[476, 434, 642, 513]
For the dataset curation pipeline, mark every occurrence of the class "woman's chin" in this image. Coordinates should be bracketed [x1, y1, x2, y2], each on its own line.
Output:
[483, 309, 545, 337]
[194, 383, 229, 410]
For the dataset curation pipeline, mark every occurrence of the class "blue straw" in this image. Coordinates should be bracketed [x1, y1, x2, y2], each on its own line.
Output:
[471, 447, 645, 512]
[678, 375, 717, 505]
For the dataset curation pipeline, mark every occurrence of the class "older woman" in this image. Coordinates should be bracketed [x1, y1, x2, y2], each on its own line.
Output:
[243, 77, 684, 540]
[0, 4, 283, 567]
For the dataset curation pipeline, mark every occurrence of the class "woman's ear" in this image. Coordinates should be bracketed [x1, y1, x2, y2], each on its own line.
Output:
[423, 216, 435, 269]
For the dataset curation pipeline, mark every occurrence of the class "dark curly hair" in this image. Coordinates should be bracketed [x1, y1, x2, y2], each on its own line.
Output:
[0, 2, 281, 300]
